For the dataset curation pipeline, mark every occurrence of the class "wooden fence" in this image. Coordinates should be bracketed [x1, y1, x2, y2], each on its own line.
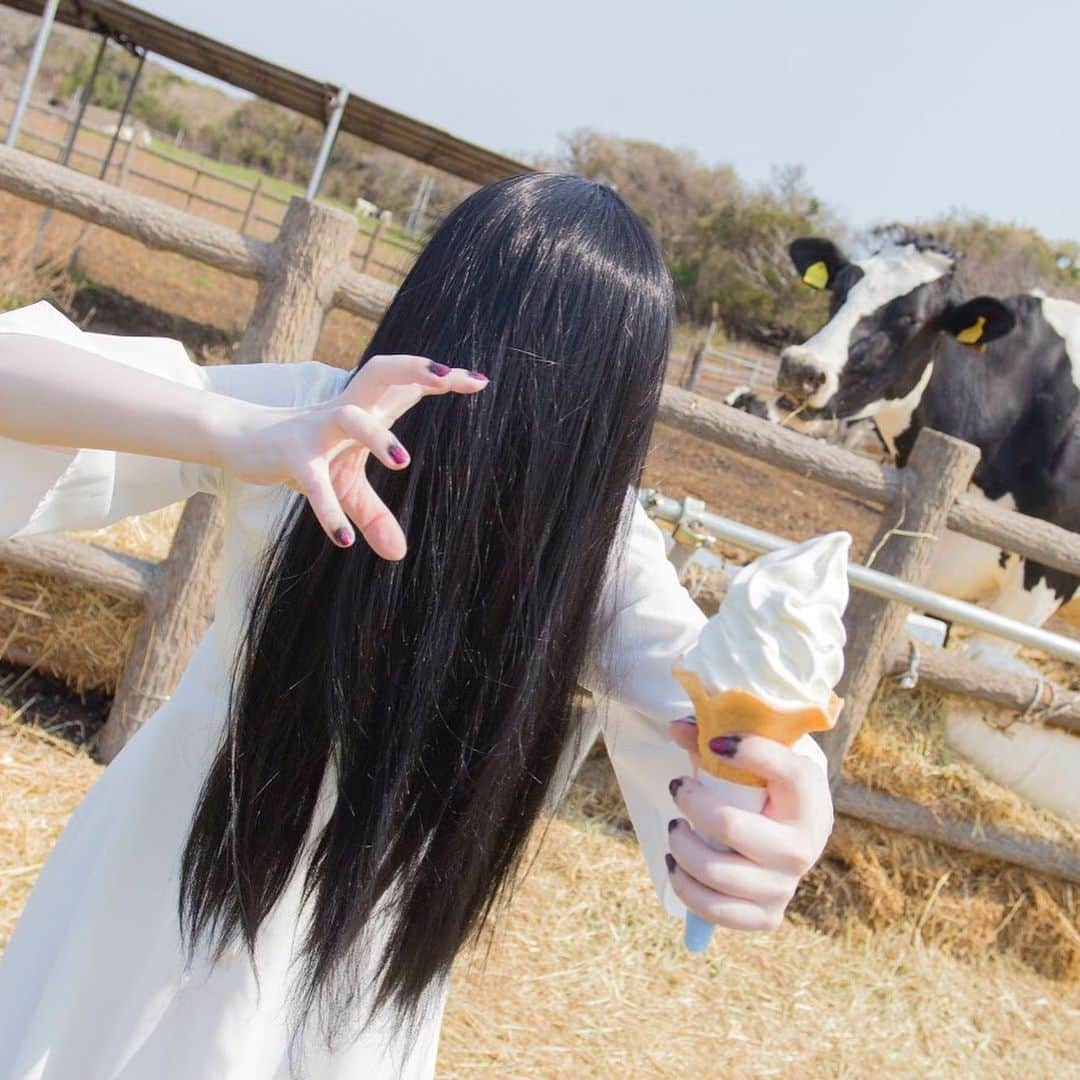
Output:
[0, 143, 1077, 887]
[0, 94, 425, 286]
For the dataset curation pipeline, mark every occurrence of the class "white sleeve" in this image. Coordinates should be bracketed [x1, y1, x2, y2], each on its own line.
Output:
[0, 301, 332, 540]
[585, 493, 828, 919]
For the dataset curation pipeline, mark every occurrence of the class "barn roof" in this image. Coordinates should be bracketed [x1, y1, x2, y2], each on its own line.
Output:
[2, 0, 530, 186]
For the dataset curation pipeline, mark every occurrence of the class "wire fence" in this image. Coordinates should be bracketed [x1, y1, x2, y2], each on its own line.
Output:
[0, 92, 425, 287]
[679, 320, 781, 400]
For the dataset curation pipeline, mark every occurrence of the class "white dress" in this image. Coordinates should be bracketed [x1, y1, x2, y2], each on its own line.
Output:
[0, 302, 826, 1080]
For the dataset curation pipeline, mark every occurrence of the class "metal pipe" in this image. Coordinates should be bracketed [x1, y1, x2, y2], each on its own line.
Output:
[4, 0, 60, 149]
[305, 86, 348, 201]
[640, 490, 1080, 665]
[96, 50, 146, 182]
[31, 33, 109, 265]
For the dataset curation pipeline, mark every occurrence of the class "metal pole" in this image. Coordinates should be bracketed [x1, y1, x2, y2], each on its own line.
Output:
[4, 0, 61, 149]
[97, 50, 146, 182]
[69, 49, 147, 269]
[405, 174, 426, 234]
[32, 33, 109, 265]
[414, 174, 434, 234]
[639, 490, 1080, 665]
[305, 86, 347, 201]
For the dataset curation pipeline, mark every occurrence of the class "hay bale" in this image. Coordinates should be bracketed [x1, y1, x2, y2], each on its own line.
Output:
[0, 507, 181, 694]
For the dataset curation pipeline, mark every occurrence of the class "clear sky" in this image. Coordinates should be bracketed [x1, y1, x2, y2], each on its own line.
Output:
[138, 0, 1080, 243]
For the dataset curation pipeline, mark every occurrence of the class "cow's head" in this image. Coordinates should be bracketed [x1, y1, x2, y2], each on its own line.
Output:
[778, 237, 1015, 419]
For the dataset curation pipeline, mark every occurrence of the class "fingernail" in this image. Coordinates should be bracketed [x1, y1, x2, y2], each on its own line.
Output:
[429, 361, 451, 376]
[388, 442, 408, 465]
[668, 777, 684, 799]
[469, 370, 488, 382]
[334, 526, 354, 547]
[667, 817, 680, 833]
[709, 735, 741, 758]
[672, 715, 697, 727]
[664, 853, 677, 874]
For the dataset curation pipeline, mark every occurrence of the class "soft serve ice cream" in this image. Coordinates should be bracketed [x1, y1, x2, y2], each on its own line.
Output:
[675, 530, 850, 783]
[678, 531, 850, 713]
[672, 531, 851, 950]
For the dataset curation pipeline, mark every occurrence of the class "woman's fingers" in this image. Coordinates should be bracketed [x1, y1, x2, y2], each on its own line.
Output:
[666, 716, 701, 769]
[328, 404, 410, 471]
[296, 436, 407, 558]
[665, 855, 784, 932]
[296, 456, 355, 549]
[667, 820, 793, 905]
[706, 734, 828, 824]
[342, 473, 407, 561]
[670, 775, 815, 877]
[344, 354, 489, 412]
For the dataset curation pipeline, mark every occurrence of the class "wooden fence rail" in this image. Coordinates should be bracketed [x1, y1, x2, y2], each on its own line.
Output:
[0, 144, 1076, 886]
[658, 386, 1080, 579]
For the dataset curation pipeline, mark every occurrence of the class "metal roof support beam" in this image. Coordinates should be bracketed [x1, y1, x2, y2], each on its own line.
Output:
[305, 86, 347, 202]
[31, 31, 108, 263]
[5, 0, 60, 148]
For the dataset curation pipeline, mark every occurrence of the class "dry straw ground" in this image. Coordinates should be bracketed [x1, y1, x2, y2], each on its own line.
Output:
[2, 692, 1078, 1078]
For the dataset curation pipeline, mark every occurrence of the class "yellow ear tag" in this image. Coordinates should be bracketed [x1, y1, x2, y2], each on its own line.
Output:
[802, 261, 829, 289]
[955, 315, 986, 345]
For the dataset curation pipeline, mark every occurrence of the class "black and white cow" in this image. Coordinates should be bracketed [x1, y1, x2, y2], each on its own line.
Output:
[778, 235, 1080, 656]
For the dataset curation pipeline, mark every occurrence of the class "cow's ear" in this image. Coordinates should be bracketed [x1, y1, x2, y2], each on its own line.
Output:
[789, 237, 850, 290]
[938, 298, 1015, 349]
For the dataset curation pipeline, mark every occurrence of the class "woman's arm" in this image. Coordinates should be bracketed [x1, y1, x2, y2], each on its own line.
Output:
[0, 301, 488, 556]
[0, 331, 240, 469]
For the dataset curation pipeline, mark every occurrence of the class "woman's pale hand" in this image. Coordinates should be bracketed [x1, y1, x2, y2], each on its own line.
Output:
[217, 355, 488, 559]
[664, 718, 834, 932]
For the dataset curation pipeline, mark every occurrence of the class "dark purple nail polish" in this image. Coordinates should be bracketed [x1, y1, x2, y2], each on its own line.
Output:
[672, 715, 697, 727]
[429, 361, 451, 377]
[469, 370, 488, 382]
[664, 853, 677, 874]
[709, 735, 741, 758]
[667, 817, 680, 833]
[668, 777, 684, 799]
[334, 526, 354, 548]
[388, 443, 408, 465]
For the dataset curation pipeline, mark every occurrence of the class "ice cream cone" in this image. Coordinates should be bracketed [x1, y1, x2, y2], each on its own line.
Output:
[672, 667, 843, 787]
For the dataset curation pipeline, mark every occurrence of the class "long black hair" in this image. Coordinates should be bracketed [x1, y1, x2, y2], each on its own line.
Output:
[179, 172, 674, 1050]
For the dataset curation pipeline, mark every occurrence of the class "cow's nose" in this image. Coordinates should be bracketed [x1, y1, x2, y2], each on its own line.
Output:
[777, 348, 827, 402]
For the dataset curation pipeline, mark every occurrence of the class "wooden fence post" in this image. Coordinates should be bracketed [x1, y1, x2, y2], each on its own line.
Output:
[681, 342, 705, 390]
[94, 197, 359, 762]
[234, 196, 358, 363]
[818, 428, 981, 789]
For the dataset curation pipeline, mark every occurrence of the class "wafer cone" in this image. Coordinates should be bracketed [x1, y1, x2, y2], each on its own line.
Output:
[672, 667, 843, 787]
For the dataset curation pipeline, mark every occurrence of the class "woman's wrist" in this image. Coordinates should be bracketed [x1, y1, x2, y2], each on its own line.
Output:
[201, 393, 281, 474]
